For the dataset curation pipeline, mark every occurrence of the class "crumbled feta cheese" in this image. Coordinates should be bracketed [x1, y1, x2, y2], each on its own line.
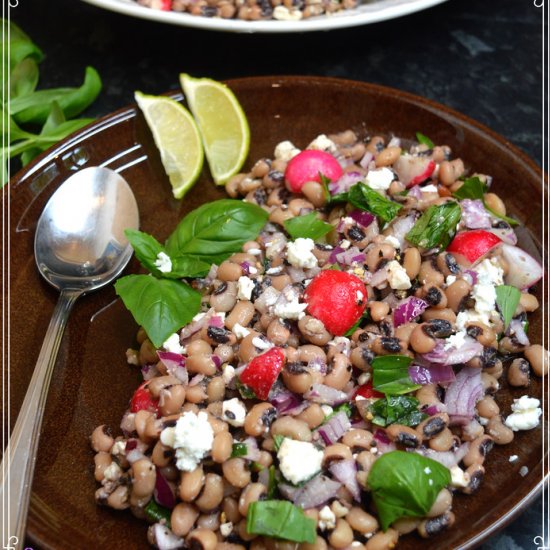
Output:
[222, 365, 236, 384]
[357, 372, 371, 385]
[446, 275, 457, 286]
[471, 282, 497, 319]
[450, 466, 470, 488]
[444, 330, 467, 351]
[277, 438, 323, 485]
[237, 276, 255, 301]
[286, 238, 318, 269]
[266, 265, 284, 275]
[274, 140, 300, 161]
[356, 290, 364, 303]
[505, 395, 542, 431]
[318, 505, 336, 531]
[304, 317, 326, 334]
[273, 6, 303, 19]
[126, 349, 139, 365]
[222, 398, 246, 427]
[232, 323, 251, 340]
[111, 440, 126, 456]
[247, 248, 262, 256]
[519, 466, 529, 477]
[386, 260, 412, 290]
[252, 336, 273, 350]
[474, 258, 504, 286]
[192, 312, 206, 323]
[428, 479, 433, 486]
[248, 265, 258, 275]
[478, 416, 489, 426]
[509, 455, 519, 463]
[163, 333, 184, 354]
[340, 239, 351, 249]
[103, 462, 122, 481]
[308, 134, 338, 154]
[272, 289, 308, 320]
[383, 235, 401, 249]
[456, 310, 488, 332]
[331, 501, 349, 518]
[424, 467, 432, 474]
[421, 184, 438, 194]
[154, 251, 172, 273]
[160, 411, 214, 472]
[321, 405, 334, 417]
[261, 286, 281, 307]
[365, 167, 394, 190]
[220, 522, 233, 538]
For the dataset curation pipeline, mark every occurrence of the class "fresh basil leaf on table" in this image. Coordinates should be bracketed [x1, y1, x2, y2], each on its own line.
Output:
[115, 275, 202, 348]
[369, 395, 427, 427]
[347, 182, 402, 224]
[495, 285, 521, 330]
[406, 201, 462, 250]
[372, 355, 420, 395]
[367, 451, 451, 530]
[284, 211, 333, 240]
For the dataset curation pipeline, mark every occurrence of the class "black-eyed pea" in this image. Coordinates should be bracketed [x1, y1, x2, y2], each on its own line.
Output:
[151, 440, 174, 468]
[410, 324, 437, 354]
[415, 384, 441, 408]
[197, 512, 220, 531]
[186, 354, 218, 377]
[445, 279, 471, 312]
[328, 518, 354, 549]
[282, 363, 313, 394]
[415, 413, 449, 440]
[371, 336, 407, 356]
[210, 281, 238, 312]
[485, 416, 514, 445]
[226, 174, 245, 198]
[139, 338, 158, 365]
[342, 429, 373, 450]
[212, 431, 233, 463]
[428, 428, 454, 452]
[245, 403, 277, 437]
[148, 375, 183, 398]
[386, 424, 420, 448]
[480, 372, 499, 394]
[237, 518, 257, 541]
[365, 243, 395, 272]
[418, 260, 444, 287]
[422, 308, 456, 324]
[179, 466, 205, 502]
[205, 412, 229, 435]
[296, 404, 325, 429]
[94, 451, 112, 482]
[223, 496, 242, 524]
[187, 339, 213, 356]
[345, 506, 378, 535]
[323, 443, 352, 466]
[186, 383, 209, 404]
[368, 301, 390, 322]
[483, 192, 506, 216]
[222, 458, 251, 488]
[207, 377, 225, 402]
[218, 261, 243, 282]
[130, 458, 156, 506]
[187, 528, 218, 550]
[106, 485, 130, 510]
[324, 353, 352, 390]
[159, 384, 186, 416]
[256, 450, 273, 470]
[288, 197, 314, 216]
[238, 331, 263, 364]
[217, 545, 246, 550]
[476, 395, 500, 419]
[439, 158, 464, 186]
[365, 527, 399, 550]
[302, 181, 327, 208]
[267, 319, 291, 346]
[524, 344, 549, 377]
[507, 358, 531, 387]
[519, 292, 539, 312]
[134, 410, 156, 444]
[427, 488, 452, 518]
[195, 473, 224, 512]
[417, 512, 455, 538]
[375, 146, 401, 167]
[418, 284, 447, 309]
[461, 463, 485, 495]
[392, 517, 419, 535]
[350, 346, 374, 371]
[226, 300, 255, 331]
[403, 247, 421, 279]
[271, 416, 312, 442]
[238, 483, 267, 516]
[90, 425, 114, 453]
[172, 502, 200, 537]
[299, 536, 328, 550]
[436, 252, 460, 277]
[463, 435, 494, 467]
[298, 316, 332, 346]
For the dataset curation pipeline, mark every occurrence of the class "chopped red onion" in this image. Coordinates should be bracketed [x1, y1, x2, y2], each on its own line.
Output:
[369, 266, 388, 288]
[126, 448, 147, 464]
[204, 264, 218, 284]
[329, 459, 361, 502]
[373, 429, 396, 454]
[328, 171, 362, 195]
[501, 243, 544, 289]
[141, 363, 160, 381]
[208, 315, 225, 329]
[242, 437, 261, 462]
[180, 309, 214, 339]
[408, 185, 423, 200]
[270, 390, 307, 415]
[413, 442, 469, 469]
[152, 524, 184, 550]
[393, 297, 429, 328]
[257, 467, 270, 488]
[349, 209, 375, 228]
[189, 373, 205, 387]
[305, 384, 350, 405]
[422, 338, 483, 365]
[509, 318, 530, 346]
[409, 362, 456, 385]
[240, 261, 251, 275]
[444, 367, 484, 421]
[315, 411, 351, 445]
[359, 151, 374, 169]
[157, 351, 189, 385]
[287, 266, 307, 283]
[154, 469, 176, 509]
[328, 246, 345, 264]
[334, 246, 366, 266]
[292, 475, 342, 509]
[463, 270, 478, 286]
[125, 439, 138, 452]
[388, 213, 417, 249]
[308, 356, 328, 375]
[423, 405, 441, 416]
[460, 199, 492, 229]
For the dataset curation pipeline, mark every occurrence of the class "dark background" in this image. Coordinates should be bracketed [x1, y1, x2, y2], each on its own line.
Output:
[12, 0, 546, 548]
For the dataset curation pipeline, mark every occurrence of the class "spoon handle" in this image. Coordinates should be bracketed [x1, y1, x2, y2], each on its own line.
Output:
[0, 288, 80, 550]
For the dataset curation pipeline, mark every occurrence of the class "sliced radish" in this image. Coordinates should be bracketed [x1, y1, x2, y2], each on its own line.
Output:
[486, 227, 518, 245]
[393, 155, 435, 188]
[285, 150, 343, 193]
[500, 243, 543, 289]
[447, 230, 502, 265]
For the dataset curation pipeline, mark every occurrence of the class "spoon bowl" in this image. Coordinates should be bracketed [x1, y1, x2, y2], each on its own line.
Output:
[1, 166, 139, 549]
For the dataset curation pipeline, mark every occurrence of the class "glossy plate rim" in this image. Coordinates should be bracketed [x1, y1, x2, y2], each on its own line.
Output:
[79, 0, 448, 33]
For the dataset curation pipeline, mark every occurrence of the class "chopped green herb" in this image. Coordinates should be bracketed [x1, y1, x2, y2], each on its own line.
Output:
[273, 434, 285, 451]
[415, 132, 435, 149]
[236, 380, 257, 400]
[284, 212, 333, 240]
[344, 309, 371, 337]
[145, 499, 171, 528]
[348, 182, 402, 224]
[484, 204, 519, 227]
[372, 355, 419, 395]
[231, 442, 248, 458]
[246, 500, 316, 543]
[267, 465, 278, 499]
[406, 202, 462, 250]
[495, 285, 522, 330]
[370, 395, 427, 427]
[324, 402, 353, 422]
[367, 451, 451, 531]
[452, 176, 487, 200]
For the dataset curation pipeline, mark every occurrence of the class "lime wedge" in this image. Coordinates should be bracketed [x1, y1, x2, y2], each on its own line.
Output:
[179, 74, 250, 185]
[135, 91, 204, 199]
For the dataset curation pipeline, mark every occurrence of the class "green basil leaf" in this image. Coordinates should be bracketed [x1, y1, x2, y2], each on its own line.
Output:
[347, 182, 402, 224]
[415, 132, 434, 149]
[231, 442, 248, 458]
[124, 229, 171, 277]
[246, 500, 316, 543]
[367, 451, 451, 531]
[495, 285, 521, 330]
[483, 203, 519, 227]
[267, 465, 278, 499]
[284, 212, 333, 240]
[452, 176, 487, 200]
[344, 309, 370, 337]
[115, 274, 201, 348]
[372, 355, 419, 395]
[323, 402, 353, 422]
[165, 199, 268, 275]
[273, 434, 285, 451]
[144, 499, 171, 528]
[406, 202, 461, 250]
[11, 66, 102, 125]
[369, 396, 427, 427]
[10, 57, 39, 99]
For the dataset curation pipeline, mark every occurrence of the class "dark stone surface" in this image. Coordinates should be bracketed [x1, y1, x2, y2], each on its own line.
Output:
[11, 0, 546, 548]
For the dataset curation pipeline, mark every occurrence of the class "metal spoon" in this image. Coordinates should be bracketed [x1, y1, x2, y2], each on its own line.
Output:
[0, 166, 139, 548]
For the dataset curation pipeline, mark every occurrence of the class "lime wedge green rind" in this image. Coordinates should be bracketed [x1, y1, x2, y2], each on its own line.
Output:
[179, 74, 250, 186]
[135, 91, 204, 199]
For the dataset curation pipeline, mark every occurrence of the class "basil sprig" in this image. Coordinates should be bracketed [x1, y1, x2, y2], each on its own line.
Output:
[369, 396, 427, 427]
[116, 199, 268, 347]
[372, 355, 420, 395]
[495, 285, 521, 330]
[415, 132, 434, 149]
[348, 182, 402, 224]
[284, 212, 333, 240]
[406, 201, 462, 250]
[246, 500, 316, 543]
[367, 451, 451, 531]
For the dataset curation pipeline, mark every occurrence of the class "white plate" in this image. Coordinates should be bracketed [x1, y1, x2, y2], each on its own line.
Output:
[81, 0, 448, 33]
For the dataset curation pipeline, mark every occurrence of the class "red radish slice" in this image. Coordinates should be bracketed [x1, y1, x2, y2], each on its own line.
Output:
[447, 230, 502, 265]
[500, 243, 543, 289]
[285, 150, 343, 193]
[393, 155, 435, 188]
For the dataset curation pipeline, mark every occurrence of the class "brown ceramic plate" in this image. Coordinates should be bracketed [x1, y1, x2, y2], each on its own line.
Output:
[7, 76, 546, 550]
